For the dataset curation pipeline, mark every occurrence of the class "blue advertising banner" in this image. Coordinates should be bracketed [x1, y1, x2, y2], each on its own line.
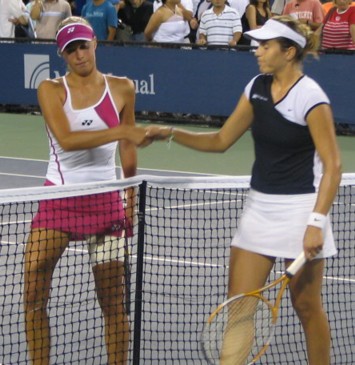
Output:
[0, 42, 354, 125]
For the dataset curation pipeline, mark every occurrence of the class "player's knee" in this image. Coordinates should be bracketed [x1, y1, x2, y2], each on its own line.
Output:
[24, 279, 50, 312]
[99, 297, 125, 317]
[291, 295, 322, 322]
[24, 296, 47, 316]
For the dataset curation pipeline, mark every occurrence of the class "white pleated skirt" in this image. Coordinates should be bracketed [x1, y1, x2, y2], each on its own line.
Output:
[231, 189, 337, 259]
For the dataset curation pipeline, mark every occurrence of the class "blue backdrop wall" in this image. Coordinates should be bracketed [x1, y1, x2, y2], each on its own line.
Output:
[0, 42, 354, 125]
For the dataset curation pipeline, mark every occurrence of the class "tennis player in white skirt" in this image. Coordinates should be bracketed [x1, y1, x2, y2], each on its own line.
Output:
[145, 15, 342, 365]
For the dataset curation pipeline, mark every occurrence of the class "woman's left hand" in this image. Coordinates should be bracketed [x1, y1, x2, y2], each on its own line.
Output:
[303, 226, 324, 260]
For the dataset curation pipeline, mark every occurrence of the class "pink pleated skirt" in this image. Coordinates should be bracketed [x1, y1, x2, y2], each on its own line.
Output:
[31, 180, 132, 239]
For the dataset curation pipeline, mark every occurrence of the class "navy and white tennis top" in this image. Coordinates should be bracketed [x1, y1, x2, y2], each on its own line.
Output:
[46, 75, 120, 185]
[244, 74, 330, 195]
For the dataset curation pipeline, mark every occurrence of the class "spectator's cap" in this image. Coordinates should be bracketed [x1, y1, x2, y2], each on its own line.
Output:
[244, 19, 306, 48]
[56, 23, 95, 53]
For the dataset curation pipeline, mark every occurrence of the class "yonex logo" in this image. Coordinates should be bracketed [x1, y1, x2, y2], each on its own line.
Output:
[67, 26, 76, 34]
[82, 120, 93, 126]
[24, 54, 50, 89]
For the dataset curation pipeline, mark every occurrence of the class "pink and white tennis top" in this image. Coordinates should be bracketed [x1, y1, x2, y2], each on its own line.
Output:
[46, 75, 120, 185]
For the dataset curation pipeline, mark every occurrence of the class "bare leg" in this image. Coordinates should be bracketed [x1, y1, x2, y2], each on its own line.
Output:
[93, 260, 129, 365]
[288, 258, 331, 365]
[24, 229, 69, 365]
[220, 296, 259, 365]
[220, 247, 275, 365]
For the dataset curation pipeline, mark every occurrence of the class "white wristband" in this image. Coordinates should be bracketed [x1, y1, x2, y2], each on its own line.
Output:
[307, 212, 327, 230]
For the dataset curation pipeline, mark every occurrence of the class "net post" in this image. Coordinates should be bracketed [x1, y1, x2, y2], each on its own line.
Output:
[132, 180, 147, 365]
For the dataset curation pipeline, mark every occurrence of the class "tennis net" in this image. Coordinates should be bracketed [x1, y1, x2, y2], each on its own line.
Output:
[0, 174, 354, 364]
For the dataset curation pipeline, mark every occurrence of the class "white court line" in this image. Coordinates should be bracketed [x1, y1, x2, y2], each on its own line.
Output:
[0, 219, 32, 226]
[2, 239, 355, 284]
[0, 196, 241, 227]
[0, 156, 216, 177]
[0, 239, 224, 269]
[0, 172, 44, 179]
[0, 156, 48, 162]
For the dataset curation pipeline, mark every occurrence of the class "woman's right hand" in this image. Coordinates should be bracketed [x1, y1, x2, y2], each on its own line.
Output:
[145, 125, 173, 141]
[128, 126, 153, 147]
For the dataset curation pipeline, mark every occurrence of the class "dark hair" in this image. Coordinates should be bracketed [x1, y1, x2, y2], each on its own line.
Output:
[249, 0, 270, 12]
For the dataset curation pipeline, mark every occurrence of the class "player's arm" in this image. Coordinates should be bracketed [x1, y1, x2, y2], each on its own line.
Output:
[307, 104, 341, 216]
[303, 104, 342, 258]
[114, 78, 138, 225]
[146, 93, 254, 152]
[115, 78, 138, 179]
[38, 79, 145, 150]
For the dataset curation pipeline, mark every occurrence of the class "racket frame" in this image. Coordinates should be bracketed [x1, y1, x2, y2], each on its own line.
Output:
[202, 252, 306, 364]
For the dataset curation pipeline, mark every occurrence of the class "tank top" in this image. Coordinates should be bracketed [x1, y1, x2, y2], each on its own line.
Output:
[46, 75, 121, 185]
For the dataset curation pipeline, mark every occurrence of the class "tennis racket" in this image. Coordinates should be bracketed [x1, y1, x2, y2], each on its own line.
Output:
[201, 252, 306, 365]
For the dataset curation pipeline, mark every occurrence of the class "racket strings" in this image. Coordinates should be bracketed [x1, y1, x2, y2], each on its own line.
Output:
[202, 295, 274, 365]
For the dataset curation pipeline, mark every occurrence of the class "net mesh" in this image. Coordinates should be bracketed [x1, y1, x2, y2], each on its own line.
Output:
[0, 174, 354, 365]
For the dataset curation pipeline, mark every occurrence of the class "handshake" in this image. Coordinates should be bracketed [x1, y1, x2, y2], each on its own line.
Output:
[132, 125, 175, 148]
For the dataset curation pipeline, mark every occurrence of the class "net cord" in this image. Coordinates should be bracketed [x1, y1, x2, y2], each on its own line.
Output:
[0, 173, 354, 204]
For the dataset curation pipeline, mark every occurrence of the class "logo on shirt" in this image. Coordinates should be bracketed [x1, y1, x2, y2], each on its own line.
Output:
[24, 54, 50, 89]
[82, 120, 93, 126]
[251, 93, 268, 102]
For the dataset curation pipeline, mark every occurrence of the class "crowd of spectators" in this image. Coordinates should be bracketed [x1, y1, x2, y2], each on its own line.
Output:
[0, 0, 354, 49]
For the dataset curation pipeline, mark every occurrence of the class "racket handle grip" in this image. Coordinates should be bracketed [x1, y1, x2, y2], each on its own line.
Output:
[286, 252, 306, 277]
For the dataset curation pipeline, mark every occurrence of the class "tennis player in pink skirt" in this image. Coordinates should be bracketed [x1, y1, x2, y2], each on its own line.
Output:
[23, 16, 147, 365]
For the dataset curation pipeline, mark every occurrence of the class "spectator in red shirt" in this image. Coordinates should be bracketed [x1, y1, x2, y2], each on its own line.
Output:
[320, 0, 355, 50]
[283, 0, 324, 30]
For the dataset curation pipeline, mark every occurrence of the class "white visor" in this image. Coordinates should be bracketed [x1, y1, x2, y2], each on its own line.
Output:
[244, 19, 307, 48]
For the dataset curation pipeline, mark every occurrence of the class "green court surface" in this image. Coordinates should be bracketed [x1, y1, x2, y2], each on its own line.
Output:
[0, 112, 353, 176]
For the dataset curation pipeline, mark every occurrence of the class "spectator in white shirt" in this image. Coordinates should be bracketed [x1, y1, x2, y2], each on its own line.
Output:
[0, 0, 28, 38]
[197, 0, 242, 45]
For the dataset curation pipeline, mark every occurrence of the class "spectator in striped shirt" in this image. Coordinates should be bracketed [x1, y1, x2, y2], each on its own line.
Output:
[197, 0, 242, 46]
[320, 0, 355, 50]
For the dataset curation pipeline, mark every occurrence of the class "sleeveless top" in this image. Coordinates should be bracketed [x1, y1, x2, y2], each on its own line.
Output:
[46, 75, 121, 185]
[255, 8, 269, 26]
[153, 13, 189, 43]
[240, 6, 270, 45]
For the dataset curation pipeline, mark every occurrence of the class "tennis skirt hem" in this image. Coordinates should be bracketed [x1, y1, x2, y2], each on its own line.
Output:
[230, 189, 337, 259]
